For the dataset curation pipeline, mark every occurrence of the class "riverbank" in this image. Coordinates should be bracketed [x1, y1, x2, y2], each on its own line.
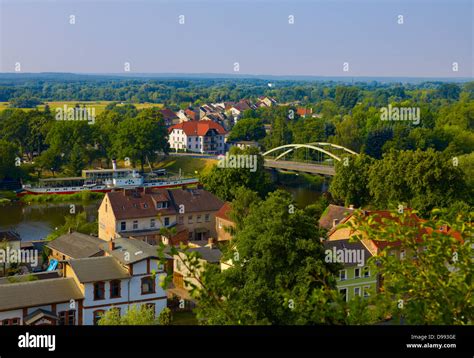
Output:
[20, 191, 105, 203]
[0, 190, 17, 204]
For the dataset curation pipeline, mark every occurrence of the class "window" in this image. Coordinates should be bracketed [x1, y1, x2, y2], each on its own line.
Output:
[188, 215, 193, 224]
[339, 288, 348, 302]
[195, 144, 198, 149]
[59, 310, 76, 325]
[196, 215, 202, 223]
[110, 280, 121, 298]
[363, 286, 370, 298]
[120, 221, 126, 231]
[133, 220, 138, 230]
[339, 270, 347, 281]
[178, 216, 184, 224]
[94, 281, 105, 300]
[363, 267, 370, 277]
[141, 276, 155, 294]
[354, 287, 361, 297]
[105, 204, 107, 213]
[150, 218, 156, 228]
[93, 310, 105, 325]
[2, 318, 20, 325]
[164, 217, 170, 226]
[354, 268, 360, 278]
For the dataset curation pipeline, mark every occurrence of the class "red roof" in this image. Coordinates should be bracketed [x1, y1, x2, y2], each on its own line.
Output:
[168, 120, 227, 136]
[216, 202, 232, 222]
[297, 107, 312, 116]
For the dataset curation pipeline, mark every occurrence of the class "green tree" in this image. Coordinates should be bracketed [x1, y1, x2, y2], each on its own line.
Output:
[348, 209, 473, 324]
[193, 190, 345, 325]
[200, 147, 273, 201]
[113, 117, 168, 171]
[329, 154, 374, 207]
[158, 307, 172, 325]
[98, 305, 157, 325]
[228, 118, 265, 142]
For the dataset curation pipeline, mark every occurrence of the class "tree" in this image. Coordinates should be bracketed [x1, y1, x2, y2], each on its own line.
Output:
[200, 147, 274, 201]
[348, 209, 473, 324]
[113, 117, 168, 171]
[98, 305, 157, 325]
[364, 127, 393, 159]
[329, 154, 374, 208]
[335, 86, 360, 110]
[228, 118, 265, 142]
[158, 307, 172, 325]
[193, 190, 346, 325]
[436, 83, 461, 101]
[368, 149, 468, 213]
[0, 140, 21, 180]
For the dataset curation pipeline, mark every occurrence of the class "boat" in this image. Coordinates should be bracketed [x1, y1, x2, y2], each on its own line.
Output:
[18, 163, 199, 196]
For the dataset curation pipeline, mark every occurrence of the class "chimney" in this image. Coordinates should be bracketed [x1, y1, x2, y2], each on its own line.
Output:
[349, 204, 354, 210]
[332, 219, 339, 228]
[109, 239, 115, 251]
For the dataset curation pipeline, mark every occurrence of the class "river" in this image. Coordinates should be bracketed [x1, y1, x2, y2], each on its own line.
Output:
[0, 174, 328, 242]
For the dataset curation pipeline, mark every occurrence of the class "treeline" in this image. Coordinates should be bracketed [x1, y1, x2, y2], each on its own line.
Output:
[0, 104, 169, 181]
[1, 75, 472, 107]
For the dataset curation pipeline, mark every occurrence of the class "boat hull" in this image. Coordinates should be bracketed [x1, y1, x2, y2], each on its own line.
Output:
[18, 178, 200, 196]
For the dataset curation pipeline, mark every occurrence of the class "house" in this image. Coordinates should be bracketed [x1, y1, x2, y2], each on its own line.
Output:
[0, 237, 168, 325]
[47, 231, 104, 261]
[296, 107, 313, 118]
[256, 96, 277, 108]
[323, 239, 376, 302]
[99, 188, 224, 243]
[171, 188, 224, 241]
[215, 202, 234, 242]
[184, 108, 199, 121]
[98, 189, 177, 243]
[319, 204, 355, 230]
[0, 276, 84, 325]
[159, 108, 179, 126]
[229, 100, 253, 119]
[173, 243, 222, 291]
[168, 120, 227, 154]
[327, 209, 425, 258]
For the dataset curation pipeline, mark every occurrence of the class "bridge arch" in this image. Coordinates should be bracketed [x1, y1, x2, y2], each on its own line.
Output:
[262, 142, 358, 162]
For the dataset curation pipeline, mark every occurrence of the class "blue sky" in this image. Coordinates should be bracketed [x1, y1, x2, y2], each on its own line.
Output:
[0, 0, 472, 77]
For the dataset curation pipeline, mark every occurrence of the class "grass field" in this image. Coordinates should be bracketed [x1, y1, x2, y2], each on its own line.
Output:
[0, 101, 163, 114]
[156, 156, 217, 177]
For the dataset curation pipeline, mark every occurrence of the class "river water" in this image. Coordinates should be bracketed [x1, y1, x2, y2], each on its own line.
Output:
[0, 201, 100, 242]
[0, 180, 326, 242]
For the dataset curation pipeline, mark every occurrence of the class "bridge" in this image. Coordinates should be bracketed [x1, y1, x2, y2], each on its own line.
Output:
[262, 143, 358, 176]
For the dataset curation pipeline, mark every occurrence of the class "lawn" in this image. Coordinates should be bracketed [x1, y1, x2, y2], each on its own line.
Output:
[0, 101, 163, 114]
[156, 156, 217, 177]
[171, 311, 198, 325]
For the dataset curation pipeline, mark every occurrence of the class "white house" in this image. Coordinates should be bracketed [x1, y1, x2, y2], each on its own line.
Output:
[168, 120, 227, 154]
[0, 237, 168, 325]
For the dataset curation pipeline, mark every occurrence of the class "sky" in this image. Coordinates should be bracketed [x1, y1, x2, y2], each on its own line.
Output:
[0, 0, 472, 78]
